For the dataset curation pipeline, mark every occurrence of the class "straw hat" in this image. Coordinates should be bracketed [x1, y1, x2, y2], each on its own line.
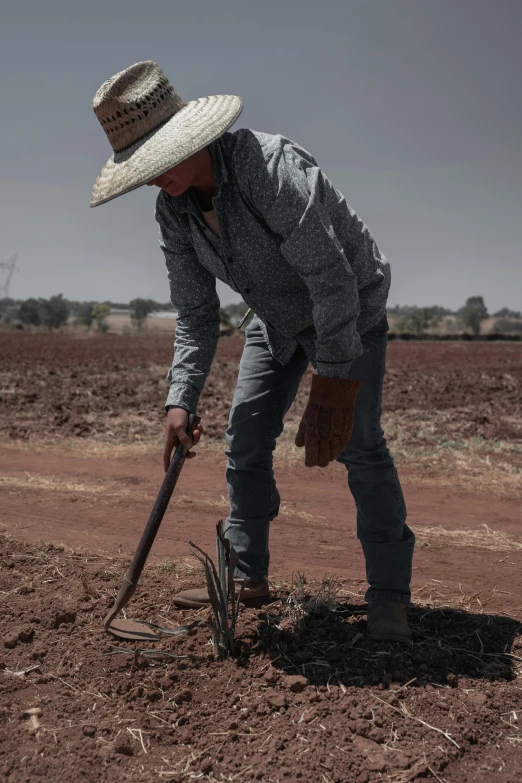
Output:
[90, 61, 243, 207]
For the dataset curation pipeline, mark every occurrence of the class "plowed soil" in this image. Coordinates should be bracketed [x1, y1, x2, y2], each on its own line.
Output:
[1, 332, 521, 444]
[1, 332, 522, 782]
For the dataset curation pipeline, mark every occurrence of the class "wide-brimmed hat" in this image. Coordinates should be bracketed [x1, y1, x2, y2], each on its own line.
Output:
[90, 61, 243, 207]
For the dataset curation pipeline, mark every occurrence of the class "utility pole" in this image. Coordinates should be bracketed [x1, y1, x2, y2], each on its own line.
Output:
[0, 255, 18, 298]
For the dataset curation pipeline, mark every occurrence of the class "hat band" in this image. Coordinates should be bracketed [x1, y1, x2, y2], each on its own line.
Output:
[99, 88, 187, 153]
[113, 113, 176, 157]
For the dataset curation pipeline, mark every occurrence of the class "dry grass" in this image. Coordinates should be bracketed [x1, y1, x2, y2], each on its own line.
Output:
[277, 409, 522, 498]
[0, 472, 149, 498]
[280, 572, 344, 627]
[415, 524, 522, 552]
[2, 400, 521, 498]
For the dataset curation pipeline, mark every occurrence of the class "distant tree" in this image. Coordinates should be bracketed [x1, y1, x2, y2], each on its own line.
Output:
[219, 307, 233, 329]
[222, 301, 249, 326]
[92, 303, 110, 333]
[396, 307, 443, 336]
[493, 307, 521, 319]
[18, 298, 42, 327]
[40, 294, 69, 331]
[388, 303, 453, 317]
[457, 296, 489, 335]
[75, 302, 95, 330]
[493, 318, 522, 334]
[130, 298, 154, 329]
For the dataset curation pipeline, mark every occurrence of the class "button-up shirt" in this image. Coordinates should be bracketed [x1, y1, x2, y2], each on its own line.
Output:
[155, 128, 391, 413]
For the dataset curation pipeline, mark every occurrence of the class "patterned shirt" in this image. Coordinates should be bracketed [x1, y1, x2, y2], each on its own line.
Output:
[155, 128, 391, 413]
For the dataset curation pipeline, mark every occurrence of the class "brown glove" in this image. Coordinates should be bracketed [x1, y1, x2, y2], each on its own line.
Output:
[295, 375, 362, 468]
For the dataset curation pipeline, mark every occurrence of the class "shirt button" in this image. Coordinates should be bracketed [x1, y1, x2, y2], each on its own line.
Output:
[244, 287, 251, 294]
[227, 255, 234, 263]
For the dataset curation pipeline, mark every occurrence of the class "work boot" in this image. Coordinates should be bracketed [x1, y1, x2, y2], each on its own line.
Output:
[173, 578, 270, 610]
[367, 601, 412, 643]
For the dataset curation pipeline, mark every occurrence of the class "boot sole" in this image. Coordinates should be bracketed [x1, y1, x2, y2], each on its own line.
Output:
[368, 631, 412, 644]
[173, 594, 271, 610]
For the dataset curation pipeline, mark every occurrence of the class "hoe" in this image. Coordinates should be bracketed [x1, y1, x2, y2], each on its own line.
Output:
[104, 414, 200, 642]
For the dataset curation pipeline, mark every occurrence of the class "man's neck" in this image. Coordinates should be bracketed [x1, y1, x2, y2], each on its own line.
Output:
[192, 188, 214, 211]
[191, 146, 216, 211]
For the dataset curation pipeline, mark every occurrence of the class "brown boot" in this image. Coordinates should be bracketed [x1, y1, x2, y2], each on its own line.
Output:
[173, 578, 270, 610]
[367, 601, 412, 643]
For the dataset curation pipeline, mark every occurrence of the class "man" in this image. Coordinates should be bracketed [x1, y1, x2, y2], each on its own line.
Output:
[91, 61, 415, 642]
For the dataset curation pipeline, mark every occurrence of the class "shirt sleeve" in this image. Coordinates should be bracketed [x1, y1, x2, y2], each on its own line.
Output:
[243, 142, 364, 377]
[155, 192, 221, 413]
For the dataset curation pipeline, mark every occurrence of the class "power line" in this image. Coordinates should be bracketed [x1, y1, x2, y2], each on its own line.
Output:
[0, 255, 18, 298]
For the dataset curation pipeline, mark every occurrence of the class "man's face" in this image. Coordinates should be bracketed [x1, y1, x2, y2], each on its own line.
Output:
[146, 156, 198, 197]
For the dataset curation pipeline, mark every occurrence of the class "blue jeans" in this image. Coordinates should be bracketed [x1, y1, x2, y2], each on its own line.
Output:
[224, 314, 415, 604]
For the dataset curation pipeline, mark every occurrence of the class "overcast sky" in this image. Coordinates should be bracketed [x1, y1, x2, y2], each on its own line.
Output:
[1, 0, 521, 311]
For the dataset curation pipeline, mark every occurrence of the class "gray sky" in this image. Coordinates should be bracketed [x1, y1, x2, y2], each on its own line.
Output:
[1, 0, 521, 311]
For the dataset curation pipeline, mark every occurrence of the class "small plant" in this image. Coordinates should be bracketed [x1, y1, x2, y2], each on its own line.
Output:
[160, 558, 179, 573]
[284, 572, 343, 628]
[189, 520, 241, 658]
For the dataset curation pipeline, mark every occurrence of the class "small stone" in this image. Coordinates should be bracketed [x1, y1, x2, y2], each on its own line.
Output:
[354, 718, 370, 737]
[446, 673, 458, 688]
[4, 634, 18, 649]
[30, 647, 47, 661]
[49, 609, 76, 630]
[264, 666, 279, 683]
[200, 759, 213, 775]
[114, 739, 133, 756]
[174, 688, 193, 704]
[266, 692, 287, 711]
[180, 728, 191, 743]
[468, 691, 487, 706]
[18, 628, 35, 643]
[283, 675, 308, 693]
[22, 707, 42, 718]
[82, 725, 96, 738]
[367, 755, 387, 772]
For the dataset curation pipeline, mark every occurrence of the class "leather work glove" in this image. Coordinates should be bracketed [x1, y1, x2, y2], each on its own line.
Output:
[295, 375, 362, 468]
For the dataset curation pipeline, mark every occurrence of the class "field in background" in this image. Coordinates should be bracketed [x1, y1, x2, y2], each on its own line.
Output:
[105, 313, 177, 333]
[1, 331, 520, 494]
[387, 313, 522, 336]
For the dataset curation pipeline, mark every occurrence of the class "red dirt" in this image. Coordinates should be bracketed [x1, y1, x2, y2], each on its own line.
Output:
[1, 333, 522, 781]
[1, 444, 522, 781]
[1, 445, 522, 612]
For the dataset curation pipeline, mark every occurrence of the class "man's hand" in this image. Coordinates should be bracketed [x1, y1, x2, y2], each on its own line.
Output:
[295, 376, 362, 468]
[163, 407, 204, 472]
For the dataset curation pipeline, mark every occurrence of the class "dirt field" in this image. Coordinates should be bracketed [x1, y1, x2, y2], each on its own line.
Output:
[1, 332, 521, 782]
[105, 314, 178, 334]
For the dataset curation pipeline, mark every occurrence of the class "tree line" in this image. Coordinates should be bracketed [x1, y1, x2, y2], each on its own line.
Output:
[0, 297, 174, 332]
[386, 298, 522, 336]
[1, 294, 521, 335]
